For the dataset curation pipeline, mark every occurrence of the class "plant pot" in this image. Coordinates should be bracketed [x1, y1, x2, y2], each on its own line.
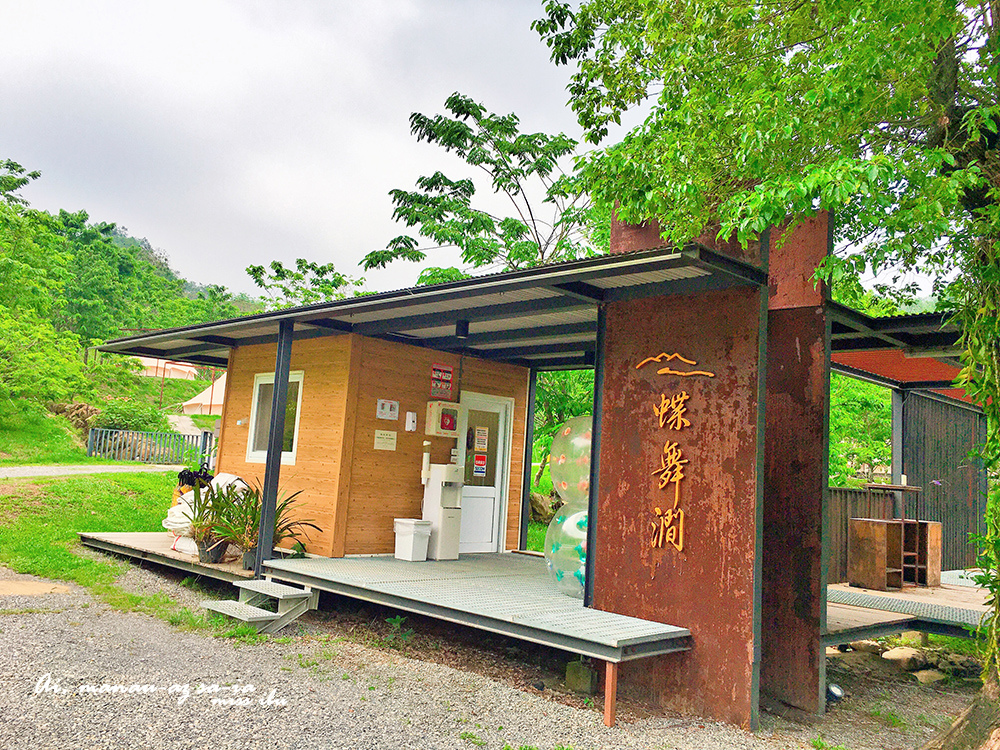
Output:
[242, 549, 257, 570]
[196, 539, 226, 564]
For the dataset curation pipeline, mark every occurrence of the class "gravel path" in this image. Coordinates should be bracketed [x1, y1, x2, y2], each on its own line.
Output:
[0, 464, 182, 479]
[167, 415, 201, 435]
[0, 560, 975, 750]
[0, 566, 804, 750]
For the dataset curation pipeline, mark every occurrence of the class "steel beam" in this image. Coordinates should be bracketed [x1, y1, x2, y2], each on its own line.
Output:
[584, 305, 606, 608]
[254, 319, 294, 578]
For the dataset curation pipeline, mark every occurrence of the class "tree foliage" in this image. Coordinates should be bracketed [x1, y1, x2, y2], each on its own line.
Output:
[0, 158, 252, 409]
[363, 93, 603, 278]
[535, 1, 998, 298]
[533, 370, 595, 485]
[828, 374, 892, 487]
[246, 258, 364, 310]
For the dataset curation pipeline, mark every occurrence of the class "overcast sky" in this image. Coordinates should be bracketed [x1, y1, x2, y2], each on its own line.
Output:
[2, 1, 593, 296]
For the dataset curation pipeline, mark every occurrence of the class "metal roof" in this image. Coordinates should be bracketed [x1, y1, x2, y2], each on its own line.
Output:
[97, 244, 767, 370]
[828, 302, 972, 405]
[98, 246, 970, 388]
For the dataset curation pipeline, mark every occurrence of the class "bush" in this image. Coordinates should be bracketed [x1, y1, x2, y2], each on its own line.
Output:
[91, 397, 171, 433]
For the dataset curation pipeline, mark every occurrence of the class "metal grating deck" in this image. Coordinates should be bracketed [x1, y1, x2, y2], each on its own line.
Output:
[827, 587, 984, 628]
[264, 553, 690, 662]
[941, 569, 982, 588]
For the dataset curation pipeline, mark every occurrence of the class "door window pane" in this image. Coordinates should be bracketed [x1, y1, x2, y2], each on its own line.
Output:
[464, 409, 500, 487]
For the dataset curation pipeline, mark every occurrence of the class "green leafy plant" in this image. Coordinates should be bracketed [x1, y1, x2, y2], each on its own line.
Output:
[210, 479, 321, 554]
[91, 397, 170, 433]
[810, 737, 849, 750]
[209, 482, 260, 552]
[971, 483, 1000, 683]
[870, 706, 906, 728]
[382, 614, 415, 648]
[183, 482, 223, 548]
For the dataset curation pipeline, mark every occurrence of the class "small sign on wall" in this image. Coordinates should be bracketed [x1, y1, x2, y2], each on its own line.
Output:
[431, 363, 454, 400]
[376, 399, 399, 420]
[473, 453, 487, 477]
[374, 430, 397, 451]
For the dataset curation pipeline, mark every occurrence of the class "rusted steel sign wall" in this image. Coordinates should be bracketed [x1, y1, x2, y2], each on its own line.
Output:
[760, 215, 831, 714]
[593, 286, 766, 728]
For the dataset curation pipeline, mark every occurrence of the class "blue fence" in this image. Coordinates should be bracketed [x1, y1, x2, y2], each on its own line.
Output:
[86, 428, 215, 465]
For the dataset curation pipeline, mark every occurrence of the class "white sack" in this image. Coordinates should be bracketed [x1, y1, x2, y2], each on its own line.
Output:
[161, 473, 249, 538]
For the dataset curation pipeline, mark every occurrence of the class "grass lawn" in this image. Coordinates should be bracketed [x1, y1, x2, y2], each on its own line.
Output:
[90, 371, 209, 415]
[0, 404, 117, 466]
[527, 520, 547, 553]
[0, 472, 171, 587]
[0, 472, 248, 635]
[189, 414, 220, 431]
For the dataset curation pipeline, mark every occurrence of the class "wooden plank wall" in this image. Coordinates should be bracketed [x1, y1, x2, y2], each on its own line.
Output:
[342, 335, 529, 555]
[828, 487, 888, 583]
[216, 332, 530, 558]
[215, 335, 353, 556]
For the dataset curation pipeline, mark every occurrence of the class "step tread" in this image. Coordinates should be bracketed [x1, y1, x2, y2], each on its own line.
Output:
[234, 580, 311, 600]
[202, 600, 279, 622]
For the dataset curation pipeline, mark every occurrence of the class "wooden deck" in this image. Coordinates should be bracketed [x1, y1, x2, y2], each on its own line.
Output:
[263, 552, 692, 664]
[78, 532, 691, 663]
[79, 532, 252, 582]
[79, 531, 692, 728]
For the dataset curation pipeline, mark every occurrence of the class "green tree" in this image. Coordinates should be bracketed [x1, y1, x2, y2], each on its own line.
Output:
[533, 370, 594, 487]
[0, 170, 83, 405]
[0, 159, 40, 207]
[246, 259, 364, 310]
[535, 2, 1000, 738]
[362, 93, 603, 280]
[828, 374, 892, 487]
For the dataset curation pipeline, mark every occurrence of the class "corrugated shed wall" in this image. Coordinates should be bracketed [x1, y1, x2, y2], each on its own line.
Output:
[901, 392, 987, 571]
[827, 393, 987, 581]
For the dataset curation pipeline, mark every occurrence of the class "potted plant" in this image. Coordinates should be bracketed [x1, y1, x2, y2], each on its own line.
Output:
[211, 482, 261, 570]
[271, 484, 322, 551]
[183, 483, 226, 564]
[212, 480, 322, 569]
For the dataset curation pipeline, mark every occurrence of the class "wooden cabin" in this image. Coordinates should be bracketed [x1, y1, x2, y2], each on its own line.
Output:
[215, 333, 529, 558]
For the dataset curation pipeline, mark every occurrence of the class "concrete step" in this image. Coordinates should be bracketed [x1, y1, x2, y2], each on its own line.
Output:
[234, 579, 311, 600]
[202, 599, 279, 624]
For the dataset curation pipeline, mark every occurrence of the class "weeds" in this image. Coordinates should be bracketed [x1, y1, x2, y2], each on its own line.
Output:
[869, 706, 906, 728]
[382, 614, 414, 648]
[459, 731, 487, 746]
[810, 737, 849, 750]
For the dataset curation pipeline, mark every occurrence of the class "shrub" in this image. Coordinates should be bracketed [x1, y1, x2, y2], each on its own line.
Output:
[91, 397, 171, 433]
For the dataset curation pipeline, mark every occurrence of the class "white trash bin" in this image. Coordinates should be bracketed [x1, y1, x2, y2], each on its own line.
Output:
[394, 518, 432, 562]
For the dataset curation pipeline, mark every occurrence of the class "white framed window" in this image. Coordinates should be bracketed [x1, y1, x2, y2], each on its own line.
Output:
[246, 371, 304, 465]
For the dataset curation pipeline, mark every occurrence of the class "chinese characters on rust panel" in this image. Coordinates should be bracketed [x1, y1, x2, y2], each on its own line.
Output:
[634, 353, 716, 553]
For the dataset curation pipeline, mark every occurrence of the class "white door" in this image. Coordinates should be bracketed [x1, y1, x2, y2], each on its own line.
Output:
[458, 392, 513, 554]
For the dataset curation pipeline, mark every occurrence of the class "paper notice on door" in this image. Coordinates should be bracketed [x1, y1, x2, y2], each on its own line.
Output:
[473, 426, 489, 452]
[473, 453, 487, 477]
